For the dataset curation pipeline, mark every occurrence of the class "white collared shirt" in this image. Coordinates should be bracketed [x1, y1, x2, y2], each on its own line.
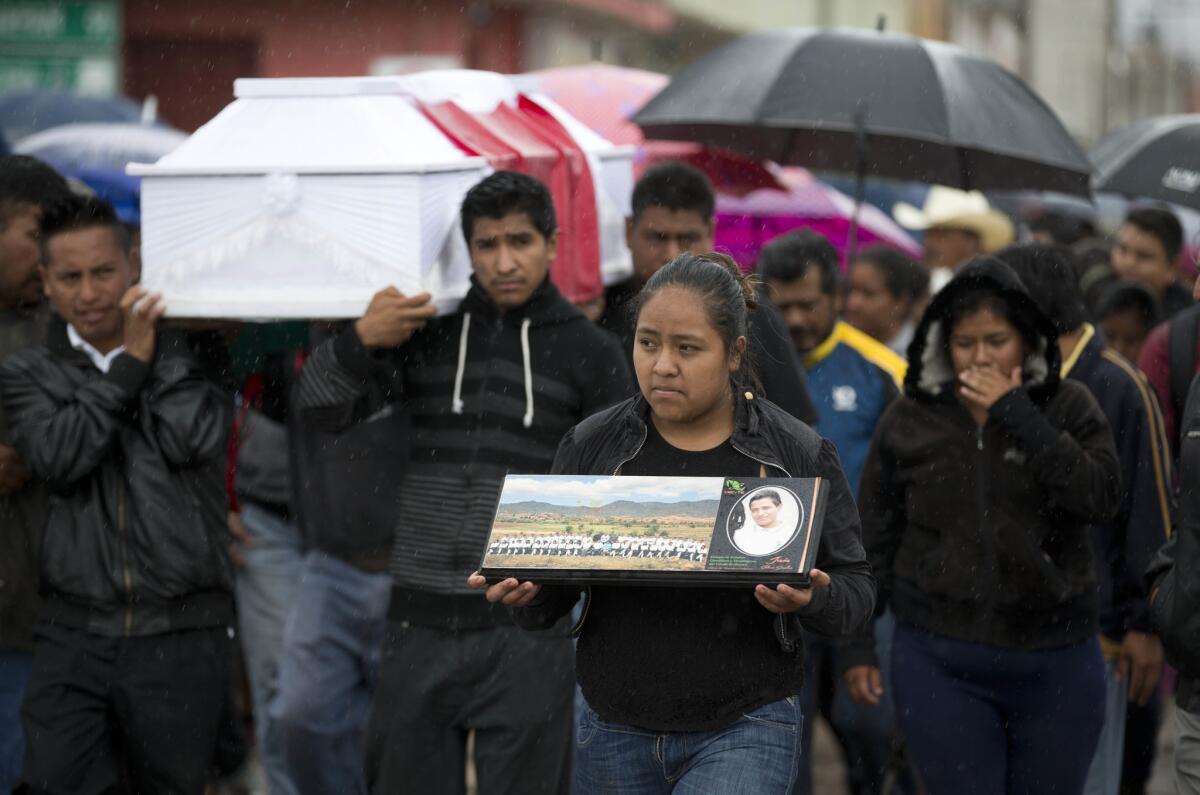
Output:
[66, 324, 126, 373]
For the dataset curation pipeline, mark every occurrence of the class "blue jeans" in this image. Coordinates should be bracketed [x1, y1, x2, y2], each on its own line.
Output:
[1083, 658, 1129, 795]
[891, 622, 1105, 795]
[0, 651, 32, 794]
[235, 501, 305, 795]
[265, 550, 391, 795]
[574, 696, 801, 794]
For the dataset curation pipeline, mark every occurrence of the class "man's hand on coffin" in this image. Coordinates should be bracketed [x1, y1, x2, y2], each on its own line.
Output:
[354, 288, 436, 349]
[121, 287, 166, 364]
[467, 573, 542, 608]
[753, 568, 831, 614]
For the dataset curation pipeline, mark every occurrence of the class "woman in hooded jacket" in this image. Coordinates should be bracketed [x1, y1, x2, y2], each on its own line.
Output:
[842, 257, 1121, 795]
[470, 252, 875, 793]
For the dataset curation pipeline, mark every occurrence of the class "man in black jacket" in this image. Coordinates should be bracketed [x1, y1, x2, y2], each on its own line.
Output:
[0, 155, 70, 795]
[0, 196, 233, 795]
[599, 162, 818, 425]
[1148, 277, 1200, 794]
[293, 172, 632, 794]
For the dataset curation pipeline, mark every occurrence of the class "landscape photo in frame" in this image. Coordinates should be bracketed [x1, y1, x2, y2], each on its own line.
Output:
[479, 475, 826, 586]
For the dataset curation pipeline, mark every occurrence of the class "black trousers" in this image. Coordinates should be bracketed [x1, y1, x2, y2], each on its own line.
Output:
[17, 622, 229, 795]
[365, 621, 574, 795]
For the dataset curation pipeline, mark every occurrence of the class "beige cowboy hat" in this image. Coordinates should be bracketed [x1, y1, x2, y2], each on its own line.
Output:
[893, 185, 1015, 253]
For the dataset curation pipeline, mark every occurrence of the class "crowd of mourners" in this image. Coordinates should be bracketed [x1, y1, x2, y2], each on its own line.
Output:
[2, 150, 1200, 795]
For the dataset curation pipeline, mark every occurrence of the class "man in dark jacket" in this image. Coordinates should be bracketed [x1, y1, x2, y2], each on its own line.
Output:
[263, 320, 409, 795]
[293, 171, 632, 794]
[1147, 279, 1200, 794]
[0, 155, 70, 794]
[0, 195, 233, 795]
[599, 162, 817, 425]
[999, 244, 1172, 794]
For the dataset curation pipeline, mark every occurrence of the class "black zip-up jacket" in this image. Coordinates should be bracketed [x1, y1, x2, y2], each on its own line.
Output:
[841, 260, 1120, 668]
[295, 276, 633, 604]
[1148, 374, 1200, 712]
[0, 320, 233, 637]
[514, 390, 875, 729]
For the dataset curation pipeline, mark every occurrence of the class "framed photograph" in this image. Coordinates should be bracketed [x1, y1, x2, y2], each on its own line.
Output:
[478, 475, 827, 587]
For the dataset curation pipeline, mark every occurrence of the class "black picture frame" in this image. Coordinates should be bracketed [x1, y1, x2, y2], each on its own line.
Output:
[478, 475, 827, 587]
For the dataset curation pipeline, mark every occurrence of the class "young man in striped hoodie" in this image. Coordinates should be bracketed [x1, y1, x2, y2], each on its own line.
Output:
[294, 171, 633, 794]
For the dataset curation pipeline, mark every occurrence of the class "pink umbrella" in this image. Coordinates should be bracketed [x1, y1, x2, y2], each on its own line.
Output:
[522, 62, 784, 195]
[716, 168, 923, 269]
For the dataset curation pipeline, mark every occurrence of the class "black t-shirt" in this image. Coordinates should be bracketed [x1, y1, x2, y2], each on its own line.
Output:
[575, 420, 806, 732]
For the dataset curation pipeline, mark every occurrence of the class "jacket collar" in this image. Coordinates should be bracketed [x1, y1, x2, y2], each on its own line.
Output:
[1060, 323, 1099, 380]
[45, 314, 91, 366]
[803, 321, 846, 369]
[614, 384, 784, 473]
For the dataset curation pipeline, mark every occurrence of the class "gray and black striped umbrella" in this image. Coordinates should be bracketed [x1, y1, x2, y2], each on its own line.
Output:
[634, 27, 1092, 197]
[1091, 115, 1200, 211]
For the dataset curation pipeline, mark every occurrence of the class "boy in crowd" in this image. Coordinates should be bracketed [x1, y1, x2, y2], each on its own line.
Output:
[0, 195, 232, 794]
[1134, 206, 1200, 457]
[1112, 207, 1190, 320]
[293, 171, 632, 793]
[1096, 281, 1161, 366]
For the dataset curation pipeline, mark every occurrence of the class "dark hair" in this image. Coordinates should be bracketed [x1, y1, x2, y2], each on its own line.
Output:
[1071, 242, 1117, 315]
[39, 194, 130, 265]
[631, 162, 714, 223]
[0, 155, 71, 229]
[749, 490, 782, 507]
[1124, 206, 1184, 263]
[460, 171, 557, 243]
[632, 251, 759, 388]
[1027, 210, 1097, 247]
[853, 244, 929, 301]
[994, 243, 1089, 334]
[756, 229, 840, 295]
[943, 284, 1040, 356]
[1095, 280, 1162, 331]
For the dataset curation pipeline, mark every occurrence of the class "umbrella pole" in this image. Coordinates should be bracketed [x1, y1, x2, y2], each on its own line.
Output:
[846, 108, 868, 270]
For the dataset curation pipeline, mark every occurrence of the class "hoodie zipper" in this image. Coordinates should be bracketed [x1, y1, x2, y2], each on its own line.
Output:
[117, 477, 133, 636]
[975, 425, 989, 534]
[610, 424, 649, 476]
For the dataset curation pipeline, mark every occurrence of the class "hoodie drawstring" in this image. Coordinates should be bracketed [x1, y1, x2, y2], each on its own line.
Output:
[520, 317, 534, 428]
[451, 312, 471, 415]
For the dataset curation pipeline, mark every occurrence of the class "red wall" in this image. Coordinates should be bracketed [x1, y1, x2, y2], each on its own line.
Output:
[123, 0, 526, 130]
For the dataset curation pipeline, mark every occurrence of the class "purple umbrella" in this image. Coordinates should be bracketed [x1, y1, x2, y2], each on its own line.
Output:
[715, 168, 922, 269]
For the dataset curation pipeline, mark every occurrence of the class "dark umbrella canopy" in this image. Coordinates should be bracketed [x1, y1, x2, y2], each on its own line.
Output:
[634, 27, 1091, 196]
[1091, 114, 1200, 211]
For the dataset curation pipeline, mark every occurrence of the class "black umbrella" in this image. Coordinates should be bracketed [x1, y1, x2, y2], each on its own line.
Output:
[634, 27, 1091, 198]
[1091, 114, 1200, 211]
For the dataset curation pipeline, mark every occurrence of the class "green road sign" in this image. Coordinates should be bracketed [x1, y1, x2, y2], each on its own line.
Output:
[0, 1, 119, 94]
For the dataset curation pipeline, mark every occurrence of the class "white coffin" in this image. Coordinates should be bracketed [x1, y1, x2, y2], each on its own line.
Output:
[129, 77, 490, 319]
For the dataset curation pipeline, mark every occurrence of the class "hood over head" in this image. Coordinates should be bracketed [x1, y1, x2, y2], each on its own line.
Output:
[903, 256, 1061, 406]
